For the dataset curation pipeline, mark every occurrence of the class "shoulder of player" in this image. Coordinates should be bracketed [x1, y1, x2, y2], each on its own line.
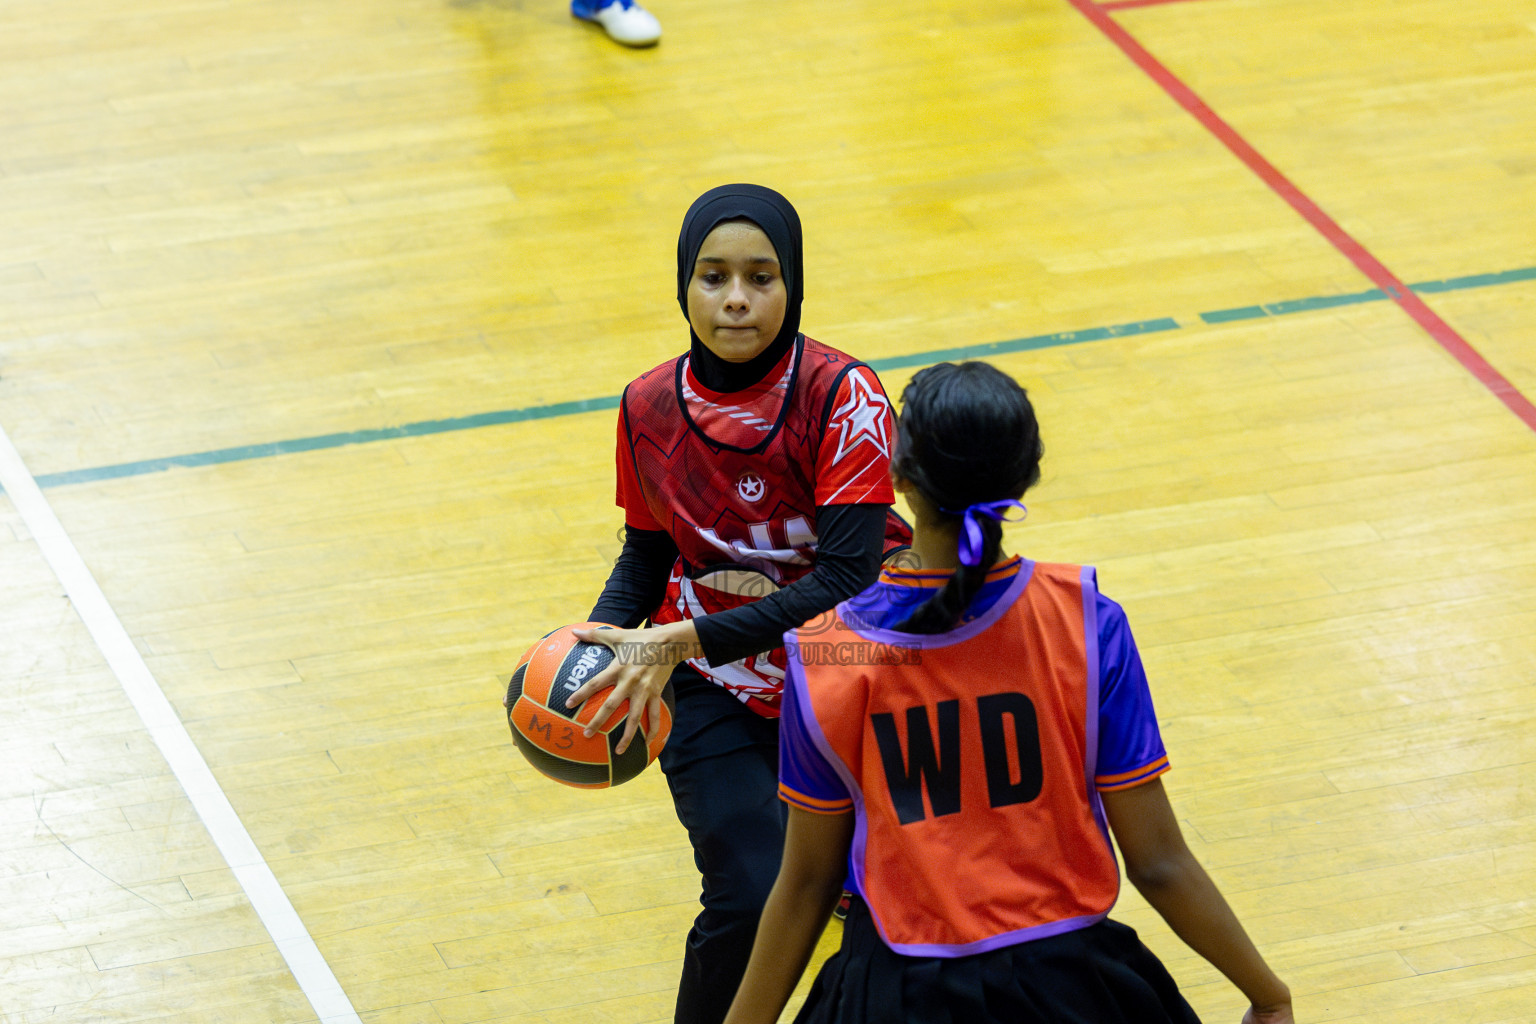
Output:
[1025, 562, 1134, 635]
[799, 334, 854, 362]
[624, 353, 687, 394]
[799, 336, 881, 383]
[618, 355, 688, 417]
[1027, 560, 1089, 584]
[796, 345, 889, 428]
[1025, 561, 1119, 600]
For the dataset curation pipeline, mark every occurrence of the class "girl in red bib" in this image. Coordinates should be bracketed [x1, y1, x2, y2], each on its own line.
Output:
[722, 362, 1293, 1024]
[563, 184, 910, 1024]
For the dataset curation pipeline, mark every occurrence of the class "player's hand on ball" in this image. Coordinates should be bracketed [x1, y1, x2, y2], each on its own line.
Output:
[570, 621, 701, 755]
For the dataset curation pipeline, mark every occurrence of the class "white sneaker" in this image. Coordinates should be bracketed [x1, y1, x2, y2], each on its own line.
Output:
[572, 0, 661, 47]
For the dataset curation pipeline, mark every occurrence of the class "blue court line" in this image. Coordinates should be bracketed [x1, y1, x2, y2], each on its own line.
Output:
[12, 265, 1533, 491]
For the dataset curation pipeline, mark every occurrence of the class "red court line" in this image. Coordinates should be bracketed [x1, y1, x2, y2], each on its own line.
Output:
[1066, 0, 1536, 432]
[1098, 0, 1219, 11]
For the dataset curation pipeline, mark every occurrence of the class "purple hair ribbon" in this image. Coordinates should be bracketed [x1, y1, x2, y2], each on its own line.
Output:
[941, 499, 1028, 567]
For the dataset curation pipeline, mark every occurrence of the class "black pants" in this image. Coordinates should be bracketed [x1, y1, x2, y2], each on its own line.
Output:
[658, 667, 787, 1024]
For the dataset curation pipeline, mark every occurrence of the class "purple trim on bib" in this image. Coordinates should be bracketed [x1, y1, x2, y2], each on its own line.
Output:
[884, 909, 1108, 958]
[837, 560, 1036, 649]
[1080, 565, 1116, 862]
[1081, 565, 1101, 789]
[782, 643, 873, 907]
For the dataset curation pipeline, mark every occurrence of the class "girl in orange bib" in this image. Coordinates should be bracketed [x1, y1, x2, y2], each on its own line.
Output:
[723, 362, 1293, 1024]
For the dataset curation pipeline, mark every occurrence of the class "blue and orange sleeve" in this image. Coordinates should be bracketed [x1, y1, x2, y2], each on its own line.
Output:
[778, 653, 855, 815]
[1093, 593, 1171, 793]
[1096, 755, 1170, 792]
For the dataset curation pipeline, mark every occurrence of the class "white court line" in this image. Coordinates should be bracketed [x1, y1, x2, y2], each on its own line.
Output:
[0, 425, 363, 1024]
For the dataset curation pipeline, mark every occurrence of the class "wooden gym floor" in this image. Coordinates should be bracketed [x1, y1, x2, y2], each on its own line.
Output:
[2, 0, 1534, 1021]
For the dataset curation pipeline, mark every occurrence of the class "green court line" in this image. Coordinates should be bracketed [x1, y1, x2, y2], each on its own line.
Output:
[30, 396, 624, 489]
[1200, 266, 1536, 323]
[865, 318, 1179, 372]
[1201, 287, 1385, 322]
[1408, 265, 1536, 294]
[25, 319, 1180, 490]
[11, 265, 1532, 491]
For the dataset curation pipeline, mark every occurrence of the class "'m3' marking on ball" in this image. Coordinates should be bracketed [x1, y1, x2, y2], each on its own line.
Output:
[526, 712, 576, 750]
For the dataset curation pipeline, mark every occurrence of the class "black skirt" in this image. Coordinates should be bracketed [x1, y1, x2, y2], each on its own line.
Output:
[794, 896, 1202, 1024]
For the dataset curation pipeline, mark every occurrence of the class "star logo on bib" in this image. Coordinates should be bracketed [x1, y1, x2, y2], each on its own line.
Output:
[737, 471, 766, 503]
[830, 371, 891, 465]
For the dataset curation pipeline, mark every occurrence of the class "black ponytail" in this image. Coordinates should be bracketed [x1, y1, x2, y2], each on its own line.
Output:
[891, 362, 1043, 635]
[894, 513, 1005, 634]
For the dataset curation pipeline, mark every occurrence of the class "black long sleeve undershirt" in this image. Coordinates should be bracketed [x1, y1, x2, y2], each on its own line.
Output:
[588, 528, 677, 631]
[588, 503, 890, 668]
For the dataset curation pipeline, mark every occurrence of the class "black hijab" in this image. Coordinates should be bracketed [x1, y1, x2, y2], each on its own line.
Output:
[676, 183, 804, 393]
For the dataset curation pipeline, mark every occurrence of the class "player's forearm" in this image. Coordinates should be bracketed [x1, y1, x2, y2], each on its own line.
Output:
[695, 577, 835, 665]
[589, 526, 676, 628]
[696, 503, 887, 665]
[722, 868, 842, 1024]
[1129, 852, 1290, 1009]
[645, 619, 704, 664]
